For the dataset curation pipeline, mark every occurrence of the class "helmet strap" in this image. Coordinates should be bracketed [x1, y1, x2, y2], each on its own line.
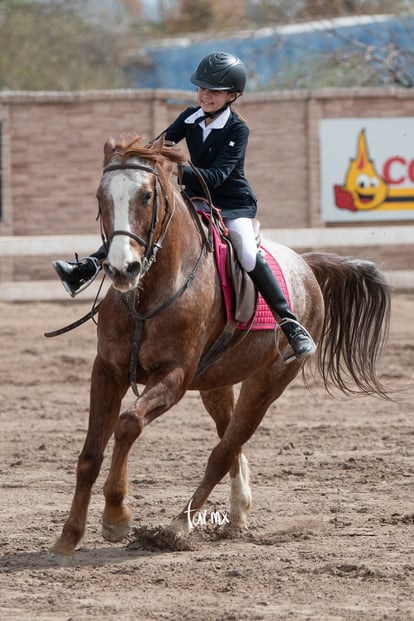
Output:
[194, 96, 238, 125]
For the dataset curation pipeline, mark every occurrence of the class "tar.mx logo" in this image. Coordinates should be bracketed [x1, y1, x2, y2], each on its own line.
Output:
[185, 498, 230, 530]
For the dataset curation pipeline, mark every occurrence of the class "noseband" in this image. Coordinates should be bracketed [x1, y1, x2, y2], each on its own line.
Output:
[100, 161, 168, 274]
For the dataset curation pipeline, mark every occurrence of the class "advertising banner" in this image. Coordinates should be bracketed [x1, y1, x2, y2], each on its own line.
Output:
[320, 118, 414, 222]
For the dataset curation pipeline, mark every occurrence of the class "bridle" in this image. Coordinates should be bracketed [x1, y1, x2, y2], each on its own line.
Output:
[99, 159, 206, 397]
[100, 161, 171, 277]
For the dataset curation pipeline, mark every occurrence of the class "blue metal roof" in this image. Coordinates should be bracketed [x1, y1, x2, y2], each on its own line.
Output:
[135, 15, 414, 90]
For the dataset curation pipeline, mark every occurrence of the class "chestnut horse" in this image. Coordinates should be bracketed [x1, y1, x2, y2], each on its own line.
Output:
[51, 135, 391, 558]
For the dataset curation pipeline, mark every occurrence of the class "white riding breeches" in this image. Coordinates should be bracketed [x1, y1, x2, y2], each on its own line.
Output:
[191, 200, 260, 273]
[224, 217, 260, 272]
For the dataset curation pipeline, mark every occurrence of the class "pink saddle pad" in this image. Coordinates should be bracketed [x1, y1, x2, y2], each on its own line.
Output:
[212, 228, 291, 331]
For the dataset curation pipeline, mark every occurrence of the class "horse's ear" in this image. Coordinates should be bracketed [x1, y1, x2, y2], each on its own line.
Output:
[150, 134, 165, 152]
[104, 137, 116, 159]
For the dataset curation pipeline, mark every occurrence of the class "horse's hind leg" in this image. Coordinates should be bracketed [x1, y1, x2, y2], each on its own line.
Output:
[229, 452, 251, 528]
[199, 388, 252, 529]
[171, 366, 295, 537]
[51, 357, 127, 558]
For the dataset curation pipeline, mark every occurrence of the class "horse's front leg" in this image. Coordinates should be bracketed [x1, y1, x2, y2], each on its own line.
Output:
[51, 356, 127, 558]
[102, 367, 186, 542]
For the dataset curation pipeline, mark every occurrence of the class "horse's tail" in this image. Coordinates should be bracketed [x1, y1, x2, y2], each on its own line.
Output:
[303, 252, 392, 400]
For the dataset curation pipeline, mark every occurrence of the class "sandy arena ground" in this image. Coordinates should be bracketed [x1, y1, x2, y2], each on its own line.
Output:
[0, 294, 413, 621]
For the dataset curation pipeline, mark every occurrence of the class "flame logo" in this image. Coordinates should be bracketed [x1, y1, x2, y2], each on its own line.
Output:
[334, 129, 388, 212]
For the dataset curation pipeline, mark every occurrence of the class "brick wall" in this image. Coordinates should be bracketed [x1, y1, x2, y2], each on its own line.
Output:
[1, 87, 413, 280]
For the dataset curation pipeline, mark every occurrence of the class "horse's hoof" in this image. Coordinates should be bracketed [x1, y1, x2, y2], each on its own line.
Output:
[102, 518, 131, 542]
[168, 516, 191, 538]
[229, 512, 249, 529]
[47, 547, 74, 566]
[49, 536, 76, 559]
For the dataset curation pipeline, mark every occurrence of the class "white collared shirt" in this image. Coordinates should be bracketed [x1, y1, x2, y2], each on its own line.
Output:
[185, 107, 231, 141]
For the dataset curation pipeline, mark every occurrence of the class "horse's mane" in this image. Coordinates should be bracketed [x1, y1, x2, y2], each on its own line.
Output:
[103, 133, 187, 168]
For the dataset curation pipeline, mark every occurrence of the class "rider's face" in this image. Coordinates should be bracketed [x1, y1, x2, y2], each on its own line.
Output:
[196, 88, 235, 116]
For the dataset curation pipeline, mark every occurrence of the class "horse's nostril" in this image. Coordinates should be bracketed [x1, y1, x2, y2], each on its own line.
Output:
[126, 261, 140, 277]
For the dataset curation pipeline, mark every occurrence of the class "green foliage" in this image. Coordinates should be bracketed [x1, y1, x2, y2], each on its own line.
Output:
[159, 0, 246, 34]
[0, 0, 132, 90]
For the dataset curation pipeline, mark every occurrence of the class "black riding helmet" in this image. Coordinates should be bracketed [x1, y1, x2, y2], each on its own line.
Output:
[191, 51, 247, 93]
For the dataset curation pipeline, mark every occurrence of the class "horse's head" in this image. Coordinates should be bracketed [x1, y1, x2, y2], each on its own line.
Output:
[96, 134, 186, 292]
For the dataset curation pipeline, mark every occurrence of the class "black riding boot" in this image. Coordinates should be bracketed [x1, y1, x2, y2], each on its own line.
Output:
[53, 245, 106, 298]
[248, 253, 316, 360]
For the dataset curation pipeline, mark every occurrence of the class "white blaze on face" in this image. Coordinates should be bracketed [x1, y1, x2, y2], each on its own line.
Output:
[106, 169, 148, 272]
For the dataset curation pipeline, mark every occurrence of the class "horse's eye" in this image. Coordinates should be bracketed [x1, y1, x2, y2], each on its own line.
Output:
[143, 191, 152, 205]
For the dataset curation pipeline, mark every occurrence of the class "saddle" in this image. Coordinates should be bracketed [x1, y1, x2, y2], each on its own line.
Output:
[191, 203, 292, 381]
[217, 232, 257, 324]
[195, 202, 288, 330]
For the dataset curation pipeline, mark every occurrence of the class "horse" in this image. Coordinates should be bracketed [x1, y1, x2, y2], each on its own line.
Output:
[50, 134, 391, 558]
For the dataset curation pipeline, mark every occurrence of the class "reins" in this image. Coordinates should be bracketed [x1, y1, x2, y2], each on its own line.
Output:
[44, 277, 105, 337]
[121, 246, 205, 397]
[177, 160, 215, 252]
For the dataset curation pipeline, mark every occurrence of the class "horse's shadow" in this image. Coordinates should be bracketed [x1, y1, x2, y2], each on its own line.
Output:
[0, 524, 255, 572]
[0, 543, 156, 573]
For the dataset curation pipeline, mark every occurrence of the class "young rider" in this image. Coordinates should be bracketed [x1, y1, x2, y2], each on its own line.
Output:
[53, 51, 316, 360]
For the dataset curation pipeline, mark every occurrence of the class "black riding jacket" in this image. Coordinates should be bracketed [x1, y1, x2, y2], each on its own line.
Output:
[165, 106, 257, 219]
